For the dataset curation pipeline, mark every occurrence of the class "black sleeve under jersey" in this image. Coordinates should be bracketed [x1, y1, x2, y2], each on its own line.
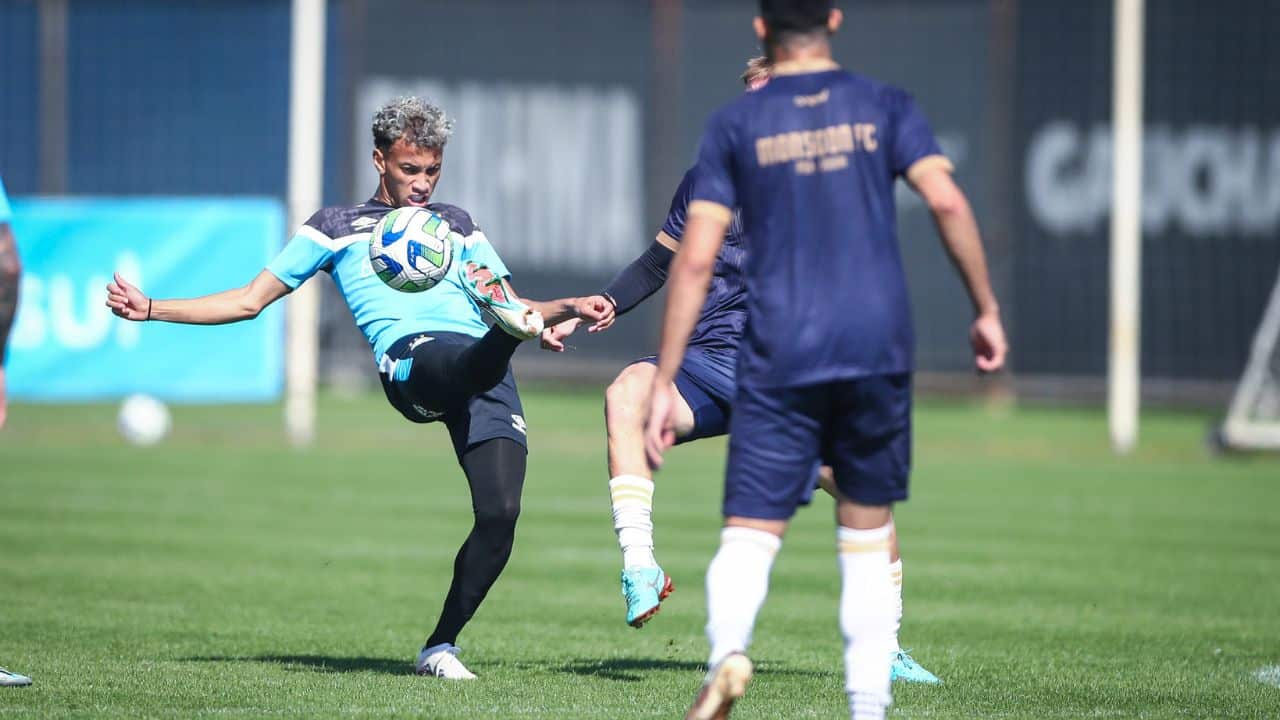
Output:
[600, 240, 675, 315]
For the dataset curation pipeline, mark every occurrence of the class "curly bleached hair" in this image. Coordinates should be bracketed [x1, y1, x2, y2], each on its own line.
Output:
[372, 96, 455, 151]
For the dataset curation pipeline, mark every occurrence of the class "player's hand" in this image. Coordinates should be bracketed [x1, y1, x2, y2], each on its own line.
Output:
[970, 311, 1008, 373]
[574, 295, 615, 331]
[540, 318, 581, 352]
[644, 380, 678, 470]
[583, 294, 616, 332]
[105, 273, 151, 321]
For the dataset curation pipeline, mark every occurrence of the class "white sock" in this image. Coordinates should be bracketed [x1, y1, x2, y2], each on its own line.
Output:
[889, 559, 903, 652]
[706, 526, 781, 666]
[839, 524, 895, 720]
[610, 475, 656, 568]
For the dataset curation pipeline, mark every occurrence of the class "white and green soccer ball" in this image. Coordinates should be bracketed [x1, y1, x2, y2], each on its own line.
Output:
[369, 207, 456, 292]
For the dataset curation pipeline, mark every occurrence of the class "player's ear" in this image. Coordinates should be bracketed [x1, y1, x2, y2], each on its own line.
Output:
[752, 16, 767, 43]
[828, 9, 843, 34]
[372, 147, 386, 175]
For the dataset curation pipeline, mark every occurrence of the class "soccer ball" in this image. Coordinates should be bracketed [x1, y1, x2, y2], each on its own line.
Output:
[369, 207, 456, 292]
[117, 394, 171, 447]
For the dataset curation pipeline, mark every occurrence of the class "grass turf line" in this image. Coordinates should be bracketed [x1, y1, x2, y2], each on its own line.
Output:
[1, 391, 1278, 718]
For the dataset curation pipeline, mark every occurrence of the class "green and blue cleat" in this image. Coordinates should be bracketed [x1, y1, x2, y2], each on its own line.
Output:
[621, 566, 674, 628]
[890, 649, 941, 684]
[457, 260, 544, 340]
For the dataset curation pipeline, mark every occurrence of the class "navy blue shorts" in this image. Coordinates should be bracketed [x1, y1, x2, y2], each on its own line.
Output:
[378, 332, 528, 460]
[637, 346, 736, 444]
[724, 374, 912, 520]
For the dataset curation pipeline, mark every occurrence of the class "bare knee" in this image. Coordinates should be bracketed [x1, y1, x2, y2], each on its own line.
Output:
[605, 363, 655, 432]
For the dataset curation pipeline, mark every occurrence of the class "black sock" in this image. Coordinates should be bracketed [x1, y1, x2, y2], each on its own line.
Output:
[424, 437, 527, 648]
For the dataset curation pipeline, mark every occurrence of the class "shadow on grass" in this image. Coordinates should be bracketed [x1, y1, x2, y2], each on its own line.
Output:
[185, 654, 413, 676]
[184, 654, 836, 682]
[549, 657, 833, 682]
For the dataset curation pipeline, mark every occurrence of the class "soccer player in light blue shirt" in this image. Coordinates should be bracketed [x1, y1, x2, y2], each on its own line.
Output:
[0, 175, 32, 688]
[645, 3, 1007, 718]
[105, 98, 611, 680]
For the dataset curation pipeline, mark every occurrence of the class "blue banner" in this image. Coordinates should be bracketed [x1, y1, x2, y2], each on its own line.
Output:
[7, 198, 285, 402]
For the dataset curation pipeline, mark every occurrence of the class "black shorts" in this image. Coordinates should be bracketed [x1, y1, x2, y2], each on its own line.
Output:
[378, 332, 528, 459]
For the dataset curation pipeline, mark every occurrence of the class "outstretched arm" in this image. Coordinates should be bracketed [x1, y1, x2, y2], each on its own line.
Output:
[521, 293, 612, 328]
[106, 269, 291, 325]
[596, 231, 679, 327]
[538, 231, 678, 349]
[911, 165, 1008, 372]
[0, 223, 20, 430]
[0, 224, 19, 361]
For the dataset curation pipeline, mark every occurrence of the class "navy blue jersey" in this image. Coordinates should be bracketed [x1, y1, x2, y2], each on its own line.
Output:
[662, 168, 748, 352]
[690, 63, 949, 388]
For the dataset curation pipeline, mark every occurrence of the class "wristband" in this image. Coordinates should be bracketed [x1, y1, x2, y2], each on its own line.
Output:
[146, 298, 153, 321]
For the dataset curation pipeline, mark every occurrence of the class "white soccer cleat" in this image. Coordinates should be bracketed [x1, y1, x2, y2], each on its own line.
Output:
[685, 653, 753, 720]
[415, 643, 478, 680]
[0, 667, 32, 687]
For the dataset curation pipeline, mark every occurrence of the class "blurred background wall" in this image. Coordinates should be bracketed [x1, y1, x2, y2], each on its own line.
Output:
[2, 0, 1277, 406]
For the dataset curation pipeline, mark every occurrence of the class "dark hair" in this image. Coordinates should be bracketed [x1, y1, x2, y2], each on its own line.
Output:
[759, 0, 833, 35]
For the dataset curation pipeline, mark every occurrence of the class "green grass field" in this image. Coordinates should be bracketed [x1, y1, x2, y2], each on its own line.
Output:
[1, 390, 1278, 719]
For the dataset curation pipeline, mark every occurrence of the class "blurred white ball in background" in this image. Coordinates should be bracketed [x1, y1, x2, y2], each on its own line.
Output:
[117, 394, 171, 446]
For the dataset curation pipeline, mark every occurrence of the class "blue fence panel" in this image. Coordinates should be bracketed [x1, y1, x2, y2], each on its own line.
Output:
[66, 0, 290, 196]
[0, 0, 39, 194]
[7, 198, 284, 402]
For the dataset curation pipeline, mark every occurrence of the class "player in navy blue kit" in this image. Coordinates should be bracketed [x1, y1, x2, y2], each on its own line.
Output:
[106, 97, 611, 680]
[645, 3, 1007, 719]
[547, 57, 938, 684]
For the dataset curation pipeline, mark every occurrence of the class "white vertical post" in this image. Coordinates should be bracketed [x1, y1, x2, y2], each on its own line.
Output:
[1109, 0, 1145, 454]
[285, 0, 326, 446]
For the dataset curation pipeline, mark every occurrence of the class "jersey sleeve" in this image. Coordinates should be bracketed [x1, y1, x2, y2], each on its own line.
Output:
[688, 109, 738, 226]
[660, 168, 698, 241]
[0, 176, 11, 223]
[885, 88, 951, 182]
[265, 211, 336, 289]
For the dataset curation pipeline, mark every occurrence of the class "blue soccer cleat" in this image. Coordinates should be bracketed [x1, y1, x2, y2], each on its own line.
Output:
[0, 667, 32, 687]
[890, 649, 941, 684]
[621, 566, 674, 628]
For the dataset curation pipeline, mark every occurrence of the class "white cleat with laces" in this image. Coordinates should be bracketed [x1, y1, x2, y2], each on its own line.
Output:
[415, 643, 478, 680]
[0, 667, 32, 687]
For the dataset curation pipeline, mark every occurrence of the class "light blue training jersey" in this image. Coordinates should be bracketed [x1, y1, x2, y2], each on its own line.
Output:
[0, 176, 11, 223]
[266, 199, 509, 360]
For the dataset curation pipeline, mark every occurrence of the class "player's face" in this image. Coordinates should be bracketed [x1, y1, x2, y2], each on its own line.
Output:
[373, 139, 443, 208]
